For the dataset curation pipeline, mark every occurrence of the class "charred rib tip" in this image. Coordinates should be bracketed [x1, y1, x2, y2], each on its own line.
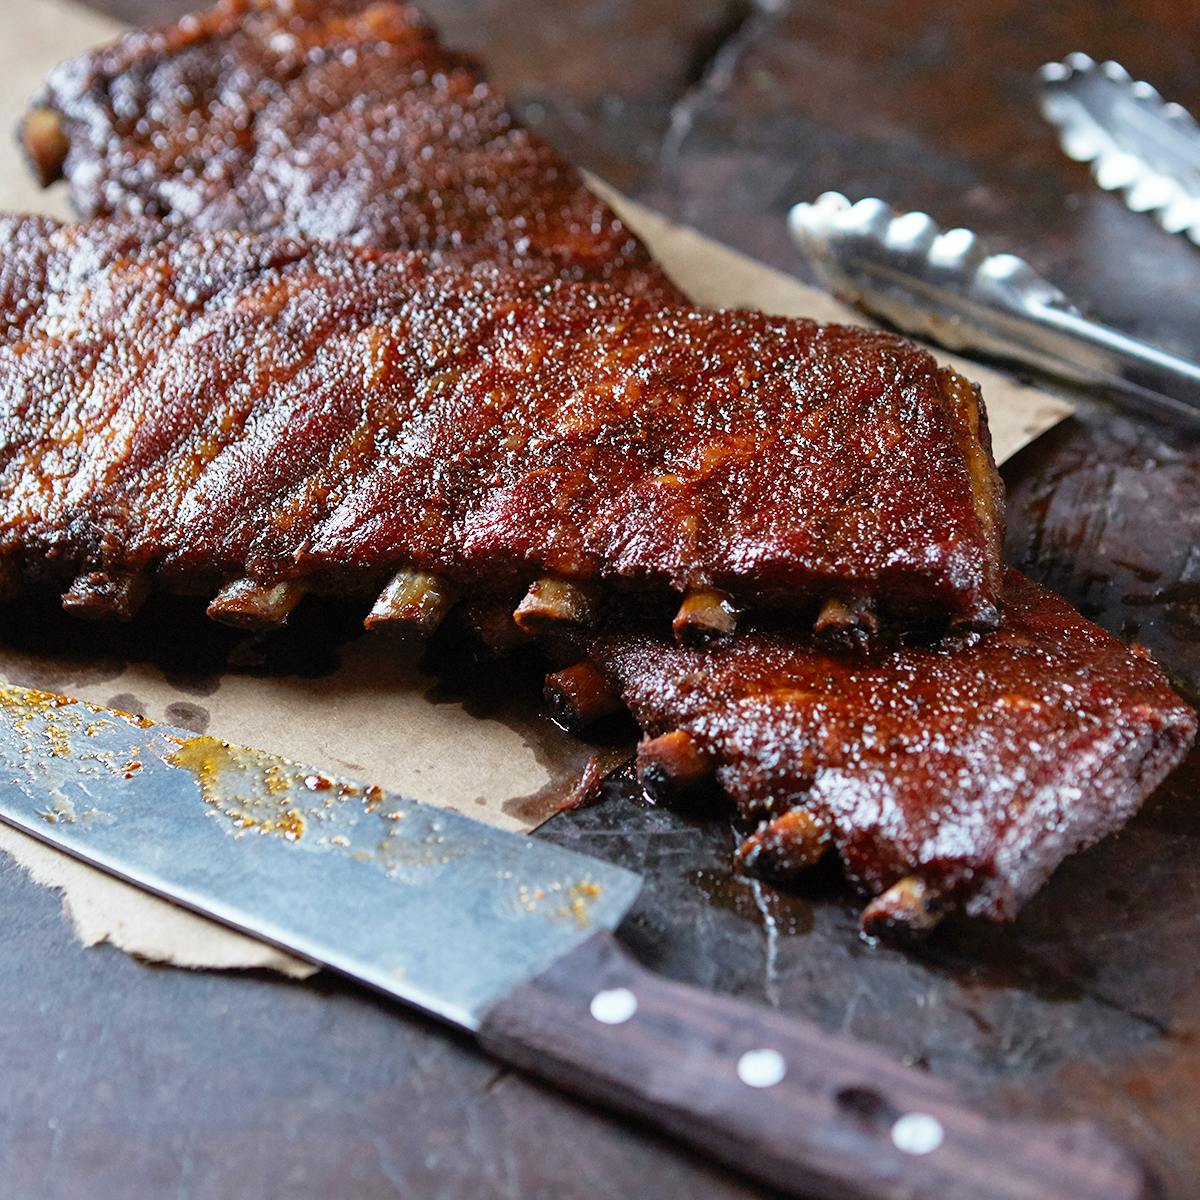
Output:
[735, 808, 830, 878]
[61, 571, 148, 622]
[364, 568, 456, 636]
[814, 594, 879, 650]
[207, 578, 305, 630]
[21, 108, 70, 187]
[513, 577, 595, 634]
[543, 662, 621, 730]
[673, 586, 739, 647]
[636, 729, 713, 803]
[859, 876, 945, 944]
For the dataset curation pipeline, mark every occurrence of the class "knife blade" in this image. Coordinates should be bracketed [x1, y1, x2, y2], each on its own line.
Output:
[0, 682, 1152, 1200]
[788, 190, 1200, 421]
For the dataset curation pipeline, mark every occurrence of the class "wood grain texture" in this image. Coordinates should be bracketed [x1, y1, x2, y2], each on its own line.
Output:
[2, 1, 1199, 1198]
[481, 931, 1152, 1200]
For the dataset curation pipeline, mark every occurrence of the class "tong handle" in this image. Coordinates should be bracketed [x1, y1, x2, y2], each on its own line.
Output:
[1034, 301, 1200, 417]
[481, 931, 1154, 1200]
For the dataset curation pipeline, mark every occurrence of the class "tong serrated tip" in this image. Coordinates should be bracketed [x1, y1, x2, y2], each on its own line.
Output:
[787, 193, 1073, 353]
[1039, 53, 1200, 243]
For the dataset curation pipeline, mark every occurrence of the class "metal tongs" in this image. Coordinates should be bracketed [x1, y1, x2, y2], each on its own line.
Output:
[787, 56, 1200, 422]
[1040, 53, 1200, 243]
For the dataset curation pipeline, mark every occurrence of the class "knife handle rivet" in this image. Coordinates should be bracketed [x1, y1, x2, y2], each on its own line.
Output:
[736, 1048, 787, 1088]
[890, 1112, 945, 1156]
[590, 987, 638, 1025]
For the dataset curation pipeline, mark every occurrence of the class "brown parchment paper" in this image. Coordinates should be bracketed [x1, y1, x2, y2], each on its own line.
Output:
[0, 0, 1072, 977]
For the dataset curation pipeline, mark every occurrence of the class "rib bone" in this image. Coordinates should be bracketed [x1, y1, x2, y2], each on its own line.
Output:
[513, 578, 595, 635]
[859, 877, 944, 943]
[207, 579, 305, 630]
[543, 663, 621, 729]
[673, 587, 739, 646]
[61, 571, 149, 622]
[814, 595, 880, 649]
[20, 108, 69, 186]
[735, 809, 830, 877]
[364, 569, 455, 635]
[636, 729, 713, 803]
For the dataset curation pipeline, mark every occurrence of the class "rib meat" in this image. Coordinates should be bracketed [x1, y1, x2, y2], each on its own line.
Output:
[0, 215, 1004, 635]
[19, 0, 679, 303]
[16, 1, 1192, 936]
[585, 570, 1196, 930]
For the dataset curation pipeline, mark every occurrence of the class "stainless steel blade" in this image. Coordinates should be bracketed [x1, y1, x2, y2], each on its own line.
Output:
[0, 684, 641, 1030]
[1040, 53, 1200, 244]
[787, 191, 1200, 421]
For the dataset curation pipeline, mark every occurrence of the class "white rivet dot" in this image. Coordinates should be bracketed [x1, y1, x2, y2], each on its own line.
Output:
[736, 1048, 787, 1088]
[590, 987, 638, 1025]
[891, 1112, 945, 1156]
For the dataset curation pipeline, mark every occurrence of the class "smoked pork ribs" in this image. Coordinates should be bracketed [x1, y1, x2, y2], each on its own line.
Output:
[0, 216, 1003, 640]
[14, 1, 1194, 934]
[582, 571, 1197, 935]
[19, 0, 679, 302]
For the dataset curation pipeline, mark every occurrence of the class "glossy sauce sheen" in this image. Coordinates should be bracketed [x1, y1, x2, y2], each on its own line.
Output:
[0, 216, 1002, 625]
[590, 571, 1197, 920]
[19, 0, 1189, 930]
[24, 0, 679, 303]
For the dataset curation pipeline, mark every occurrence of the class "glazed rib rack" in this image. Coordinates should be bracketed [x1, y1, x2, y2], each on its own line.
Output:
[578, 571, 1196, 936]
[0, 216, 1003, 646]
[11, 0, 1196, 935]
[20, 0, 679, 302]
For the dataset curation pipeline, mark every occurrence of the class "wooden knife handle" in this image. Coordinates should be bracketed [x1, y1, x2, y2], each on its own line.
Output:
[479, 931, 1154, 1200]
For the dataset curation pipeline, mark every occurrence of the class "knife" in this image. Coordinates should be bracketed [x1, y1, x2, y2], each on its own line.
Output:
[788, 190, 1200, 422]
[0, 683, 1152, 1200]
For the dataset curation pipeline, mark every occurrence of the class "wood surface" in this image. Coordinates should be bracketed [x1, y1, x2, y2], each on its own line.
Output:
[2, 1, 1199, 1198]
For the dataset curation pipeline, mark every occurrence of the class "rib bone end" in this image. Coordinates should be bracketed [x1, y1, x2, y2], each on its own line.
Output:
[636, 729, 713, 803]
[673, 587, 739, 647]
[21, 108, 69, 187]
[544, 662, 621, 730]
[860, 876, 944, 944]
[364, 569, 455, 636]
[61, 571, 148, 622]
[207, 579, 305, 630]
[513, 577, 595, 634]
[814, 595, 879, 650]
[736, 808, 830, 878]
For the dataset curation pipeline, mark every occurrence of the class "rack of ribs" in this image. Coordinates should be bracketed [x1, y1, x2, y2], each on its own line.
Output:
[19, 0, 680, 303]
[577, 571, 1196, 935]
[14, 0, 1194, 935]
[0, 215, 1003, 642]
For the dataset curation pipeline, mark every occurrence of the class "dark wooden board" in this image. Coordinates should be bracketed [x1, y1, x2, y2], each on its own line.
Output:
[2, 1, 1199, 1197]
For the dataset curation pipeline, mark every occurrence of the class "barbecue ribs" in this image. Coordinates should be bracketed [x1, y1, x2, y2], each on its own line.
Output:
[16, 0, 1194, 936]
[19, 0, 679, 303]
[0, 215, 1004, 639]
[580, 570, 1196, 933]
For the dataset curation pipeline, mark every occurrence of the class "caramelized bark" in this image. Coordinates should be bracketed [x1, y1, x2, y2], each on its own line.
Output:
[21, 0, 678, 302]
[588, 571, 1197, 923]
[0, 217, 1003, 632]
